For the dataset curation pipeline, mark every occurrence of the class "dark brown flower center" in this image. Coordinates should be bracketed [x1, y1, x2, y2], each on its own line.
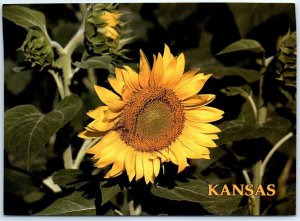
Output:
[115, 86, 185, 152]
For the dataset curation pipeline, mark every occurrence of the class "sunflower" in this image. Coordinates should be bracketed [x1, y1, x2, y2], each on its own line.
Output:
[79, 44, 224, 184]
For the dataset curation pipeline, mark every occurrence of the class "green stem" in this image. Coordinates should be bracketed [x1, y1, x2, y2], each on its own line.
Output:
[260, 132, 293, 177]
[251, 64, 267, 215]
[73, 137, 101, 169]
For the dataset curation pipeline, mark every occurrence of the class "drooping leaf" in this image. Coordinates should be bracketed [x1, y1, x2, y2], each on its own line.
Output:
[100, 181, 122, 205]
[35, 191, 96, 215]
[52, 169, 86, 189]
[3, 5, 47, 33]
[217, 39, 265, 55]
[4, 95, 82, 169]
[202, 66, 261, 83]
[151, 179, 242, 215]
[217, 116, 291, 146]
[74, 55, 113, 70]
[4, 59, 32, 95]
[221, 85, 252, 97]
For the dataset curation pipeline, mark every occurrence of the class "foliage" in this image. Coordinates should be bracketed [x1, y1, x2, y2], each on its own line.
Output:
[3, 3, 296, 216]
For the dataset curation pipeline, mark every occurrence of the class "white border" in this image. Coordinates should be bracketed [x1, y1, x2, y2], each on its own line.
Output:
[0, 0, 298, 220]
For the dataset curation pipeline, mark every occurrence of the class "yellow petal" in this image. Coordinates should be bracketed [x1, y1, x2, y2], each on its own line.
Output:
[174, 74, 212, 101]
[161, 57, 177, 86]
[169, 141, 189, 173]
[104, 109, 122, 120]
[108, 77, 124, 95]
[87, 106, 108, 120]
[94, 140, 123, 168]
[178, 134, 211, 156]
[115, 68, 124, 81]
[163, 44, 175, 68]
[159, 149, 170, 162]
[176, 53, 185, 77]
[153, 158, 160, 177]
[182, 94, 216, 108]
[78, 130, 104, 139]
[152, 53, 164, 85]
[94, 85, 125, 111]
[185, 121, 221, 133]
[89, 117, 118, 132]
[105, 145, 129, 178]
[122, 66, 141, 91]
[125, 149, 136, 181]
[167, 68, 198, 90]
[139, 50, 151, 88]
[183, 126, 217, 148]
[143, 152, 154, 184]
[86, 131, 119, 154]
[135, 152, 144, 181]
[185, 106, 224, 123]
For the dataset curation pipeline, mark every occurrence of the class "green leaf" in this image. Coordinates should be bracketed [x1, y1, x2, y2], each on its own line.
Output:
[74, 55, 112, 70]
[151, 179, 242, 215]
[221, 85, 252, 97]
[217, 116, 291, 146]
[202, 66, 261, 83]
[35, 191, 96, 215]
[100, 182, 122, 205]
[3, 5, 47, 33]
[217, 39, 265, 55]
[4, 59, 32, 95]
[4, 95, 82, 169]
[52, 169, 86, 189]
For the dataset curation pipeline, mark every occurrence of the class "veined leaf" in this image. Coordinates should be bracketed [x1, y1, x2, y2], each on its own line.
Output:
[217, 116, 291, 146]
[74, 55, 112, 70]
[3, 5, 47, 33]
[35, 191, 96, 215]
[4, 95, 82, 169]
[100, 182, 122, 205]
[151, 179, 242, 215]
[53, 169, 86, 189]
[202, 66, 261, 83]
[217, 39, 265, 55]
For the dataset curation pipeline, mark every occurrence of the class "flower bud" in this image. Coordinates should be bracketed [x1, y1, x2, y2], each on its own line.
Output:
[19, 30, 54, 68]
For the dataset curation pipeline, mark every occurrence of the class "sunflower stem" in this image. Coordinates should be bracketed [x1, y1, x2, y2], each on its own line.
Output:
[73, 138, 101, 169]
[251, 56, 267, 215]
[128, 200, 142, 215]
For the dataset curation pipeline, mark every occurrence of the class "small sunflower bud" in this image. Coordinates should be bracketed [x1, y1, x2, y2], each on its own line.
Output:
[19, 30, 54, 68]
[275, 30, 296, 88]
[84, 4, 128, 56]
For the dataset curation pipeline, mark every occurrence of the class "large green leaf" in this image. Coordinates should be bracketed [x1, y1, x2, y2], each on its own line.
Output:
[4, 95, 82, 169]
[217, 39, 265, 55]
[100, 182, 122, 205]
[35, 191, 96, 215]
[202, 66, 261, 83]
[53, 169, 86, 189]
[74, 55, 112, 70]
[217, 116, 291, 146]
[3, 5, 47, 33]
[151, 179, 242, 215]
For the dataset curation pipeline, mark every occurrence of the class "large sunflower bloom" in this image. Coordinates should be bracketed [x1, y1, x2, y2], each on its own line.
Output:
[79, 44, 224, 184]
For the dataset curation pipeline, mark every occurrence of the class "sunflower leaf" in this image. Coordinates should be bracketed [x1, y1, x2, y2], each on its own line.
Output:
[217, 39, 265, 55]
[151, 179, 242, 215]
[74, 55, 113, 70]
[35, 191, 96, 215]
[4, 95, 82, 169]
[52, 169, 87, 189]
[202, 66, 261, 83]
[3, 5, 47, 33]
[217, 116, 291, 146]
[100, 182, 122, 205]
